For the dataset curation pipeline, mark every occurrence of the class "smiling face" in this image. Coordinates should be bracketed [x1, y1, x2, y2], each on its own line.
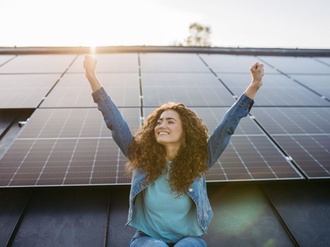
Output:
[154, 109, 183, 153]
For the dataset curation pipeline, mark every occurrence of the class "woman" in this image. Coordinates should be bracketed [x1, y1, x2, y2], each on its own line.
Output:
[84, 55, 264, 247]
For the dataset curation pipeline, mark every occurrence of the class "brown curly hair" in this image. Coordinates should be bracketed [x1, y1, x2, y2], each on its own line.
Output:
[126, 102, 209, 195]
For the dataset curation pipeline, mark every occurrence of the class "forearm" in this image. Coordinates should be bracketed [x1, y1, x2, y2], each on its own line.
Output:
[92, 88, 133, 157]
[86, 72, 103, 92]
[207, 93, 254, 168]
[244, 80, 262, 100]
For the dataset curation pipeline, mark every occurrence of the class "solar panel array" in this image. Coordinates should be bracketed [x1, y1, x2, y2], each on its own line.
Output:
[0, 52, 329, 187]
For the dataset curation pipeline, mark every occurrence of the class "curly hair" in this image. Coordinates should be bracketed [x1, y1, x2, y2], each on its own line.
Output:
[126, 102, 209, 195]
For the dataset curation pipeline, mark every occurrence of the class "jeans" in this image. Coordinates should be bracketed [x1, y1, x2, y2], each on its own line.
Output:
[129, 231, 207, 247]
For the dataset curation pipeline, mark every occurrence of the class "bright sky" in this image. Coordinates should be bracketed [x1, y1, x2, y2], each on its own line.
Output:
[1, 0, 330, 48]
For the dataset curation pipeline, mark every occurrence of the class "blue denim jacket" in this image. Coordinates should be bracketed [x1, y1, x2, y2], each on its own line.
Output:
[92, 87, 254, 234]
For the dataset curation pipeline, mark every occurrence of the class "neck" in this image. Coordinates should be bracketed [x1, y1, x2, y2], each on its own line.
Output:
[165, 145, 179, 161]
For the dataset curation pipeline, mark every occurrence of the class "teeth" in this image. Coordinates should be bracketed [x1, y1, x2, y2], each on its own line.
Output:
[159, 132, 168, 135]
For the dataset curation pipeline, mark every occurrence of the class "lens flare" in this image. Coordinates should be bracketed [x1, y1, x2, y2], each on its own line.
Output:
[90, 46, 96, 55]
[210, 184, 266, 236]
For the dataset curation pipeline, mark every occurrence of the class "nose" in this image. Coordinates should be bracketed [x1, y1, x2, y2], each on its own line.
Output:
[156, 122, 167, 131]
[159, 122, 166, 127]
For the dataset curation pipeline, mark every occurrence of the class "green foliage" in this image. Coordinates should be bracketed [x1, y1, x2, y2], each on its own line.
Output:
[173, 22, 212, 47]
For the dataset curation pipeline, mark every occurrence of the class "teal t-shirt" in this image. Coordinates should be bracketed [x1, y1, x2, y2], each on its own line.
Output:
[129, 161, 203, 243]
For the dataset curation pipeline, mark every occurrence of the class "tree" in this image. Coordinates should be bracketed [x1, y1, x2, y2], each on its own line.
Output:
[173, 23, 212, 47]
[186, 23, 211, 47]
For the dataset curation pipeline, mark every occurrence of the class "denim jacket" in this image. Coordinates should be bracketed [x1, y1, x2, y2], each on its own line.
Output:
[92, 87, 254, 234]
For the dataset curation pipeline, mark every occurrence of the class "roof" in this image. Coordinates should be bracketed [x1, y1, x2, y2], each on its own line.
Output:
[0, 46, 329, 247]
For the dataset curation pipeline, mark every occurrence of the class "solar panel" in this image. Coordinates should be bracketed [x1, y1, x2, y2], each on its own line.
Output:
[0, 55, 76, 74]
[251, 107, 330, 179]
[0, 55, 15, 67]
[141, 73, 235, 107]
[1, 51, 329, 188]
[290, 75, 330, 99]
[218, 73, 330, 106]
[0, 74, 61, 108]
[258, 56, 330, 74]
[0, 108, 140, 187]
[144, 107, 304, 182]
[207, 136, 303, 181]
[0, 138, 131, 186]
[68, 54, 139, 73]
[199, 54, 278, 73]
[270, 135, 330, 179]
[40, 73, 140, 108]
[315, 57, 330, 67]
[140, 53, 210, 72]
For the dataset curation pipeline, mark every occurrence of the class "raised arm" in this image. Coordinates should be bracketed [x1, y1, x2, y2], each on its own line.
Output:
[83, 55, 133, 158]
[207, 62, 264, 168]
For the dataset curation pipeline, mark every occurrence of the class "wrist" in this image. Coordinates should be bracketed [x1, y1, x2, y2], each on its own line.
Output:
[245, 81, 262, 100]
[86, 72, 97, 81]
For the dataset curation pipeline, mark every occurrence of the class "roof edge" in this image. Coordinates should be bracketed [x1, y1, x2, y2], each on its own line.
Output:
[1, 46, 330, 57]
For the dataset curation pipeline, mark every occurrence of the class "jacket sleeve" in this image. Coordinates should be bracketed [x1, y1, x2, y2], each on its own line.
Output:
[207, 93, 254, 169]
[92, 87, 133, 158]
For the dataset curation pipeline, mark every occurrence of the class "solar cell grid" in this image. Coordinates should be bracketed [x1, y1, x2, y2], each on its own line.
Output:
[252, 108, 330, 179]
[18, 108, 140, 138]
[0, 55, 15, 66]
[0, 74, 61, 109]
[218, 73, 330, 106]
[206, 135, 303, 181]
[0, 55, 76, 74]
[199, 54, 278, 73]
[68, 54, 139, 73]
[140, 53, 210, 72]
[315, 57, 330, 67]
[40, 73, 140, 108]
[0, 108, 139, 187]
[273, 135, 330, 179]
[251, 108, 330, 135]
[0, 138, 131, 186]
[141, 73, 235, 107]
[290, 75, 330, 99]
[258, 56, 330, 74]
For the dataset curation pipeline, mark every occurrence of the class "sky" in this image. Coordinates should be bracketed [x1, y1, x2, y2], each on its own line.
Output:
[1, 0, 330, 48]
